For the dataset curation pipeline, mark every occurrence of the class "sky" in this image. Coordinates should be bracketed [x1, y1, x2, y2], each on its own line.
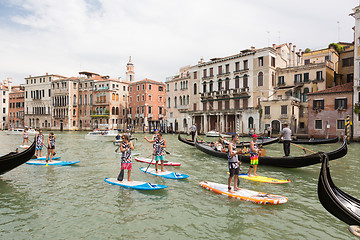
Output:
[0, 0, 358, 85]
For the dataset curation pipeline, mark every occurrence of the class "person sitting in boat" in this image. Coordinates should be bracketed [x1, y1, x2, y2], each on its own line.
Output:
[115, 133, 121, 141]
[22, 128, 29, 146]
[117, 134, 134, 182]
[248, 134, 260, 177]
[35, 129, 45, 157]
[124, 129, 132, 138]
[214, 138, 226, 152]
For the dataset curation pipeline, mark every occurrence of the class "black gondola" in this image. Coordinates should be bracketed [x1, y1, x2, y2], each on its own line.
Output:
[178, 134, 279, 148]
[194, 138, 347, 168]
[317, 153, 360, 226]
[0, 139, 36, 175]
[279, 137, 339, 145]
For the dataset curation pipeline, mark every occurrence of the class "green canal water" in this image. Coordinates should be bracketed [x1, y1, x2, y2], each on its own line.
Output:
[0, 132, 359, 239]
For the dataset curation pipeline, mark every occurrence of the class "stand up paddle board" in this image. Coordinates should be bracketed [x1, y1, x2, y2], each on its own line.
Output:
[19, 145, 30, 149]
[199, 181, 288, 205]
[26, 160, 80, 166]
[32, 156, 61, 160]
[237, 173, 290, 184]
[104, 178, 168, 190]
[135, 157, 181, 166]
[140, 167, 189, 179]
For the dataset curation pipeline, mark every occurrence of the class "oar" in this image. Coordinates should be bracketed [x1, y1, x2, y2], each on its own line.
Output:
[290, 142, 316, 154]
[164, 149, 170, 155]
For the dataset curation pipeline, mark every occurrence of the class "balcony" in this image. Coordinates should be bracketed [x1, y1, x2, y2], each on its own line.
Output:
[97, 86, 109, 91]
[233, 68, 249, 74]
[90, 114, 110, 118]
[148, 113, 153, 118]
[280, 114, 289, 119]
[127, 114, 132, 118]
[264, 114, 271, 119]
[159, 114, 164, 119]
[202, 75, 213, 80]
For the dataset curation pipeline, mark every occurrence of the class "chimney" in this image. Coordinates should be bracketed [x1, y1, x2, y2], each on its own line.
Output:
[272, 44, 276, 49]
[46, 73, 48, 75]
[250, 46, 255, 50]
[293, 45, 296, 52]
[289, 43, 292, 50]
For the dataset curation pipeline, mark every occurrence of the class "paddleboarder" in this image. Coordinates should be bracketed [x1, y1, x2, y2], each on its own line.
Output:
[280, 122, 292, 157]
[145, 132, 166, 173]
[22, 128, 29, 146]
[248, 134, 259, 177]
[227, 134, 242, 193]
[46, 132, 56, 163]
[117, 134, 134, 182]
[35, 129, 45, 157]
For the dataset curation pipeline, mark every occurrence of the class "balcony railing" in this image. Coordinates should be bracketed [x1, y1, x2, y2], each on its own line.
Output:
[280, 114, 288, 119]
[233, 68, 249, 74]
[177, 105, 189, 110]
[159, 114, 164, 118]
[148, 113, 153, 118]
[127, 114, 132, 118]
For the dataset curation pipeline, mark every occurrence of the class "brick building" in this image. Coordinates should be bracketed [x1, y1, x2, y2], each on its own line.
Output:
[307, 82, 353, 138]
[8, 85, 25, 129]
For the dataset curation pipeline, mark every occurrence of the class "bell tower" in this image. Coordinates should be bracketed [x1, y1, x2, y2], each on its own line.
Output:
[126, 56, 134, 82]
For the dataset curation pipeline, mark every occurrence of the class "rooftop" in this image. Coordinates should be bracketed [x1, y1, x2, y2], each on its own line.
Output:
[308, 82, 353, 96]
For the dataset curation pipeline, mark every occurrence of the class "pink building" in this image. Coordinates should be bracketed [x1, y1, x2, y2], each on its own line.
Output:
[307, 82, 353, 139]
[128, 79, 165, 132]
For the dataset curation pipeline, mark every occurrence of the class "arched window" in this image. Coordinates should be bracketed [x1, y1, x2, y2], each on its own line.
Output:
[174, 96, 177, 108]
[203, 82, 207, 93]
[84, 95, 87, 105]
[194, 83, 197, 94]
[168, 97, 171, 108]
[303, 88, 309, 102]
[218, 79, 222, 91]
[209, 81, 213, 92]
[116, 94, 119, 101]
[243, 74, 248, 88]
[258, 72, 263, 86]
[248, 117, 254, 129]
[187, 95, 189, 105]
[96, 107, 99, 114]
[235, 76, 240, 88]
[112, 107, 115, 115]
[116, 107, 119, 115]
[180, 96, 183, 105]
[90, 94, 93, 105]
[73, 94, 77, 105]
[112, 93, 115, 100]
[73, 109, 76, 116]
[79, 95, 82, 105]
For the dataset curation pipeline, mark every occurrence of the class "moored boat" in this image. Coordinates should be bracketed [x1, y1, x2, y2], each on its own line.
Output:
[194, 138, 347, 168]
[279, 137, 339, 145]
[317, 153, 360, 225]
[85, 130, 119, 140]
[0, 139, 36, 175]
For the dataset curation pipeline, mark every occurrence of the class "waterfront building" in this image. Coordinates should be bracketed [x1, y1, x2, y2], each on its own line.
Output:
[0, 78, 11, 129]
[262, 46, 338, 135]
[128, 79, 165, 132]
[307, 82, 353, 138]
[351, 5, 360, 141]
[24, 73, 66, 129]
[337, 42, 354, 85]
[165, 66, 192, 133]
[8, 85, 25, 129]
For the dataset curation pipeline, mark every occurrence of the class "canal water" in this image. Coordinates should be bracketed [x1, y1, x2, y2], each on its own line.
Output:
[0, 132, 359, 239]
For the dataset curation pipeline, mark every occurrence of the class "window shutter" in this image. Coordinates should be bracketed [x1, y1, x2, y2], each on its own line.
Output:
[335, 99, 338, 110]
[344, 98, 347, 109]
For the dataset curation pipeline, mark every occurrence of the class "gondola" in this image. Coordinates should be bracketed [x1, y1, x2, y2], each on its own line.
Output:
[178, 134, 279, 148]
[194, 138, 347, 168]
[317, 153, 360, 226]
[0, 139, 36, 175]
[279, 137, 339, 145]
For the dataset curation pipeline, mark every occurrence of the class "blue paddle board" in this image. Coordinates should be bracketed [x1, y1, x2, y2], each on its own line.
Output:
[26, 160, 79, 166]
[140, 167, 189, 179]
[33, 156, 61, 160]
[104, 178, 167, 190]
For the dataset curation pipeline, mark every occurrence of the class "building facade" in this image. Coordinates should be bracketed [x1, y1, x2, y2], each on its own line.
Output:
[128, 79, 165, 132]
[307, 82, 353, 138]
[0, 78, 11, 129]
[8, 85, 25, 129]
[351, 5, 360, 141]
[25, 73, 66, 129]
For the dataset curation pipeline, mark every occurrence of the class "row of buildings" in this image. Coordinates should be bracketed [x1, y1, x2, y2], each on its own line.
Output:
[0, 58, 166, 132]
[1, 4, 360, 140]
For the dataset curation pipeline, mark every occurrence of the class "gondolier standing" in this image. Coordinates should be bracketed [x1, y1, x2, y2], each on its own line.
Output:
[190, 123, 197, 141]
[280, 123, 292, 157]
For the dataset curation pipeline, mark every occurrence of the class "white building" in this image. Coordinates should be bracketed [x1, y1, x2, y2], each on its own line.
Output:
[0, 78, 12, 129]
[24, 73, 66, 129]
[352, 5, 360, 141]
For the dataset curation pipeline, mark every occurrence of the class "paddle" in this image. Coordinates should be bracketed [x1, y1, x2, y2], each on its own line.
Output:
[290, 142, 316, 154]
[237, 142, 244, 186]
[145, 153, 155, 173]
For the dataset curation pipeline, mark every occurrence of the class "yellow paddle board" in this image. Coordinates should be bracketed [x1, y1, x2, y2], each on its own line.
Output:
[238, 173, 290, 184]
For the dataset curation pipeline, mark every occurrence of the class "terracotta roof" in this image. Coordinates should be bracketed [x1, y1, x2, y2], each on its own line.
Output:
[129, 78, 165, 85]
[308, 82, 353, 95]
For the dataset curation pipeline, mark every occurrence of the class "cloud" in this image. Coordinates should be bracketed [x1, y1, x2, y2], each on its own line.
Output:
[0, 0, 356, 85]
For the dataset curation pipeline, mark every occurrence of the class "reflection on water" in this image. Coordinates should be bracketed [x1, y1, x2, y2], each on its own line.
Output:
[0, 131, 358, 239]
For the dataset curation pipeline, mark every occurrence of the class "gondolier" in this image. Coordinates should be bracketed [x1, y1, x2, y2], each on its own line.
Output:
[190, 123, 197, 141]
[280, 123, 291, 157]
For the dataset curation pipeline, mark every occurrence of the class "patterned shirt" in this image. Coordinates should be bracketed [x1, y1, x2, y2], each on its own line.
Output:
[154, 138, 165, 157]
[121, 142, 132, 163]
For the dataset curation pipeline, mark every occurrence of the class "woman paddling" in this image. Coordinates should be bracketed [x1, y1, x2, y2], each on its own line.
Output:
[117, 134, 134, 182]
[145, 132, 166, 173]
[46, 132, 56, 163]
[22, 128, 29, 146]
[35, 129, 45, 157]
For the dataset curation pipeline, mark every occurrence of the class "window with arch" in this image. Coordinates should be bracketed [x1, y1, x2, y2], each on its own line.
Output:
[187, 95, 189, 105]
[73, 109, 76, 116]
[194, 83, 197, 94]
[180, 96, 183, 105]
[258, 72, 263, 86]
[248, 117, 254, 129]
[112, 107, 115, 115]
[168, 97, 171, 108]
[235, 76, 240, 88]
[209, 81, 213, 92]
[225, 78, 230, 90]
[84, 95, 87, 105]
[116, 107, 119, 115]
[112, 93, 115, 100]
[73, 94, 77, 105]
[116, 94, 119, 101]
[203, 82, 207, 93]
[174, 96, 177, 108]
[90, 94, 93, 105]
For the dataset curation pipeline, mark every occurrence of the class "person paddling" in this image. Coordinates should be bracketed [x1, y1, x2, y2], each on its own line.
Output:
[46, 132, 56, 163]
[145, 132, 166, 173]
[228, 134, 242, 193]
[35, 129, 45, 157]
[117, 134, 134, 182]
[22, 128, 29, 146]
[248, 134, 260, 177]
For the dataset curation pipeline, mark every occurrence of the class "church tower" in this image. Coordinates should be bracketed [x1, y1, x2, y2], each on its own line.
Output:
[126, 56, 134, 82]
